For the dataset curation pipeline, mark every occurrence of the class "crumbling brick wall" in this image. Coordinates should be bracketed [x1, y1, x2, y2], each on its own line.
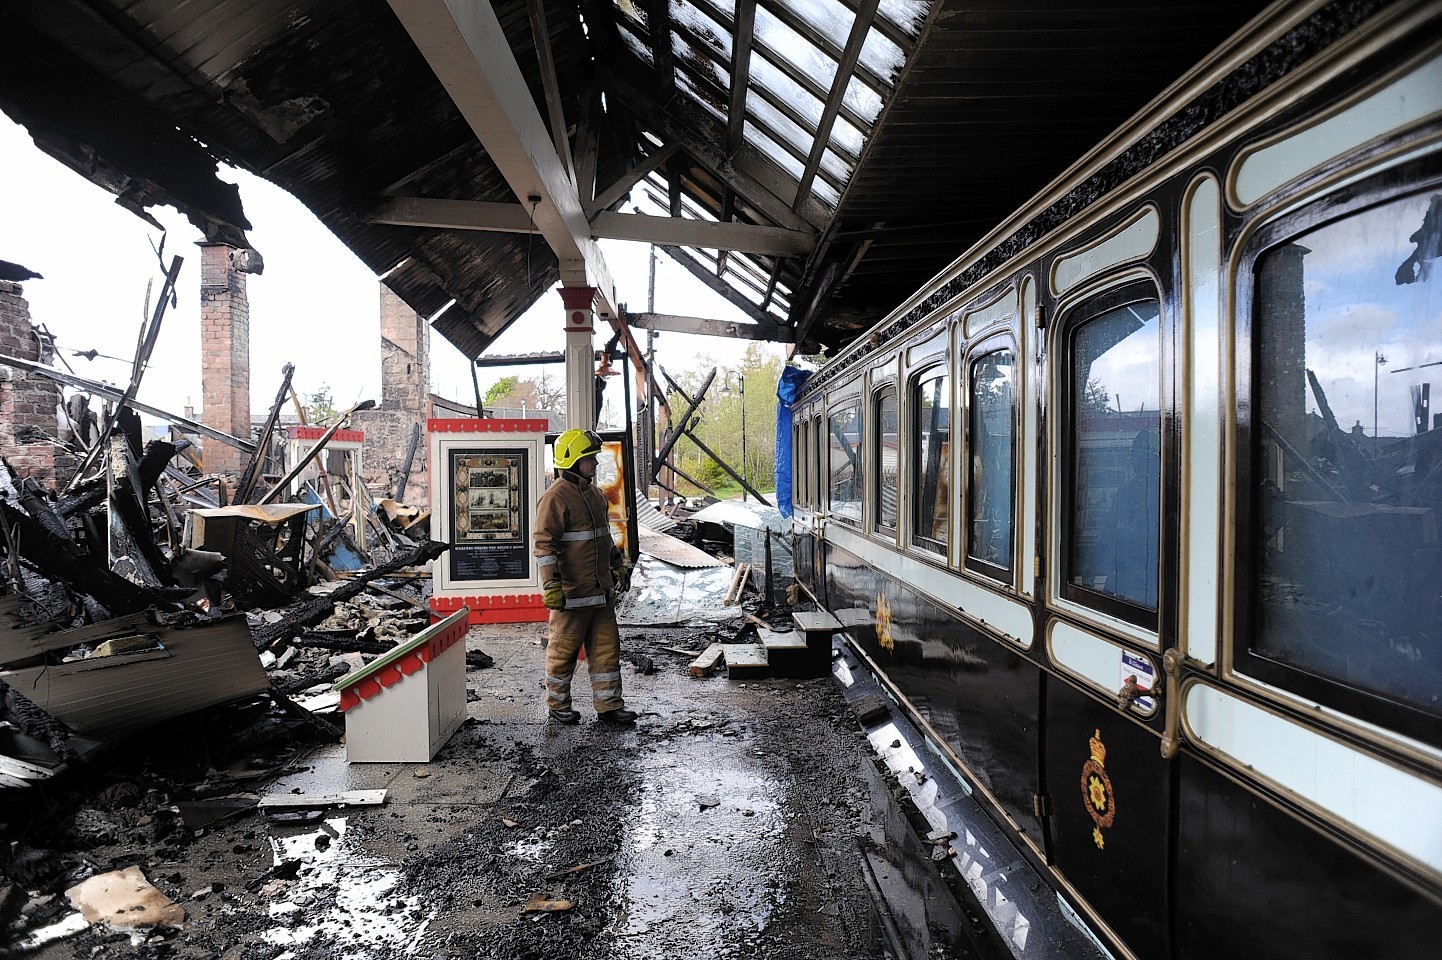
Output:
[354, 284, 429, 505]
[199, 242, 251, 477]
[0, 281, 77, 485]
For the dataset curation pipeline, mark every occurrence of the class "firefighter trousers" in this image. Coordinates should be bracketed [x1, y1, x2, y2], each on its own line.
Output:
[544, 605, 626, 715]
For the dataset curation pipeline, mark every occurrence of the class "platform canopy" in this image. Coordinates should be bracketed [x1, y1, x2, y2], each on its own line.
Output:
[0, 1, 1267, 356]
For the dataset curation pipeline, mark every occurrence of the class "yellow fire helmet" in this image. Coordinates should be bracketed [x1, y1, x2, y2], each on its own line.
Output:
[553, 428, 603, 470]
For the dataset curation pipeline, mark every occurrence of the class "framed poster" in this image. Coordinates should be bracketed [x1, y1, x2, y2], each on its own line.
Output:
[448, 449, 529, 581]
[429, 418, 549, 623]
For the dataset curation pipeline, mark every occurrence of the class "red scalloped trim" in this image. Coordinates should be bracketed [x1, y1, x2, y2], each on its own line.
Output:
[336, 612, 471, 710]
[428, 418, 548, 433]
[430, 593, 547, 624]
[287, 426, 365, 443]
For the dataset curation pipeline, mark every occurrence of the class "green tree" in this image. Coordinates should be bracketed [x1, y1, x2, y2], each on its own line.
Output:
[483, 375, 518, 408]
[305, 383, 341, 425]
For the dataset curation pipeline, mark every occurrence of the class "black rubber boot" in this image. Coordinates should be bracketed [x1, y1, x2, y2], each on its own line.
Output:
[549, 707, 581, 724]
[597, 708, 638, 724]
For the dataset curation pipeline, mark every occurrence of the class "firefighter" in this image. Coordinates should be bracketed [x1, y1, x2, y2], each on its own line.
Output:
[534, 428, 637, 724]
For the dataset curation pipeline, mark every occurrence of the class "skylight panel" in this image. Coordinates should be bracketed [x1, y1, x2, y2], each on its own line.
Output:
[828, 114, 864, 160]
[819, 148, 853, 186]
[677, 70, 726, 123]
[617, 21, 654, 66]
[779, 0, 855, 51]
[857, 22, 905, 84]
[674, 34, 730, 92]
[743, 121, 806, 183]
[842, 75, 883, 127]
[811, 176, 839, 208]
[754, 5, 837, 91]
[746, 90, 815, 159]
[748, 53, 824, 128]
[876, 0, 930, 38]
[671, 0, 732, 59]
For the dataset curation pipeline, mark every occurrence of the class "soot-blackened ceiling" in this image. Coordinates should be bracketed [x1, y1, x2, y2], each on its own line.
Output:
[0, 0, 1270, 358]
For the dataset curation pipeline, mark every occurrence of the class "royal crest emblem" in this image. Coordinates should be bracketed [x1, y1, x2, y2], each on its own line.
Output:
[875, 591, 894, 654]
[1080, 728, 1115, 849]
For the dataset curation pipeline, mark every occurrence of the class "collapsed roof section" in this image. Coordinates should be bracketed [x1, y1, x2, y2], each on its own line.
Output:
[0, 0, 1268, 356]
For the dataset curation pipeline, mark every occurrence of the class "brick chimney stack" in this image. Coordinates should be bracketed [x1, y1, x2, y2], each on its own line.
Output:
[354, 283, 431, 503]
[199, 242, 251, 476]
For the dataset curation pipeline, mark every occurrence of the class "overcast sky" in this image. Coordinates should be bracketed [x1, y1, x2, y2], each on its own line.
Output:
[0, 114, 778, 426]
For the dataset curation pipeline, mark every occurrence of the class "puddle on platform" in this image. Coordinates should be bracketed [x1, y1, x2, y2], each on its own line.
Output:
[611, 748, 790, 958]
[262, 816, 433, 958]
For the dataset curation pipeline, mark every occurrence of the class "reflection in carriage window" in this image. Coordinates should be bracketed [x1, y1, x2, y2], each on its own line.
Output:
[1065, 291, 1161, 614]
[913, 370, 951, 553]
[1252, 191, 1442, 722]
[875, 386, 899, 530]
[828, 402, 863, 523]
[969, 348, 1015, 574]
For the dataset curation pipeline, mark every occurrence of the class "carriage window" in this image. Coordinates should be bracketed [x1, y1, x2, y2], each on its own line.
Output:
[812, 415, 823, 510]
[913, 370, 951, 553]
[828, 402, 863, 523]
[968, 348, 1015, 575]
[1063, 286, 1161, 623]
[1250, 190, 1442, 730]
[793, 422, 804, 509]
[874, 386, 899, 531]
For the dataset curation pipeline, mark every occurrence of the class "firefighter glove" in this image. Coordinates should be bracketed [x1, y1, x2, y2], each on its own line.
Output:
[613, 563, 632, 595]
[542, 580, 565, 610]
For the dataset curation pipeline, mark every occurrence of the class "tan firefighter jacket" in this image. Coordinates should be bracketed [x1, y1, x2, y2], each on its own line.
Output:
[533, 471, 622, 609]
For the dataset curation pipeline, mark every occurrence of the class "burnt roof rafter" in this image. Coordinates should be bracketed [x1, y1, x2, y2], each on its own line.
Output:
[794, 0, 880, 210]
[600, 62, 826, 234]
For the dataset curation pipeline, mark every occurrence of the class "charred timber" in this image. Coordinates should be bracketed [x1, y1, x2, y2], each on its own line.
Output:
[251, 539, 449, 649]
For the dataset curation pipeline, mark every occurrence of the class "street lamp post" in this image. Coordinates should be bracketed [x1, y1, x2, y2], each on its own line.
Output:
[1375, 351, 1388, 455]
[722, 371, 747, 502]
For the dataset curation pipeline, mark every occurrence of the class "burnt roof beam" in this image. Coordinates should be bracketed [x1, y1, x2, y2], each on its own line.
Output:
[526, 0, 574, 179]
[650, 243, 782, 330]
[586, 143, 678, 218]
[630, 312, 792, 343]
[592, 211, 813, 257]
[600, 65, 826, 233]
[794, 0, 880, 210]
[385, 0, 618, 314]
[725, 0, 757, 157]
[369, 197, 812, 257]
[644, 0, 677, 106]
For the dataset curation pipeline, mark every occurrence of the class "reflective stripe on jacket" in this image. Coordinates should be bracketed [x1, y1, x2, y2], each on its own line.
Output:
[533, 472, 621, 609]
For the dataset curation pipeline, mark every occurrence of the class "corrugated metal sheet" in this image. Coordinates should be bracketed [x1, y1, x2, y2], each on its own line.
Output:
[0, 616, 268, 739]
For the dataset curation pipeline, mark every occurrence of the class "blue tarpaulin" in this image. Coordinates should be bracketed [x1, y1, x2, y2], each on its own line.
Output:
[774, 366, 812, 520]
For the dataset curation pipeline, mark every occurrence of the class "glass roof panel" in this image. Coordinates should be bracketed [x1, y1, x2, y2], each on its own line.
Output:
[829, 115, 864, 160]
[743, 121, 806, 184]
[876, 0, 930, 38]
[819, 148, 852, 186]
[857, 21, 906, 85]
[675, 34, 730, 94]
[754, 5, 837, 92]
[617, 21, 654, 66]
[778, 0, 855, 51]
[842, 74, 883, 126]
[749, 53, 824, 128]
[671, 0, 732, 60]
[678, 69, 726, 123]
[746, 90, 814, 160]
[811, 176, 839, 208]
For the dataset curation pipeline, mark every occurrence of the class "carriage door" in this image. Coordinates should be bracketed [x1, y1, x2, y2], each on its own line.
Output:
[1041, 270, 1177, 957]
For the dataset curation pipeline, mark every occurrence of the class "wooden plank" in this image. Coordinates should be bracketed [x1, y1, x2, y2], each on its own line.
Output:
[721, 643, 768, 680]
[793, 610, 843, 633]
[688, 643, 724, 678]
[258, 789, 388, 809]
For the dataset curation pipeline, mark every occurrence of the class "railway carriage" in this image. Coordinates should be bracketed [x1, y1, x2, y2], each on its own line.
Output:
[788, 1, 1442, 957]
